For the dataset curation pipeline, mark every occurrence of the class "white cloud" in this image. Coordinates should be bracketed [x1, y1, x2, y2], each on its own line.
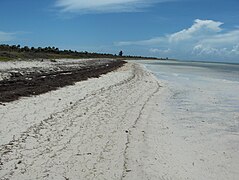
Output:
[150, 48, 171, 54]
[232, 44, 239, 55]
[192, 30, 239, 57]
[197, 30, 239, 47]
[169, 19, 223, 42]
[115, 37, 165, 46]
[193, 45, 225, 56]
[55, 0, 172, 13]
[117, 19, 224, 46]
[0, 31, 15, 42]
[193, 43, 239, 57]
[116, 19, 239, 61]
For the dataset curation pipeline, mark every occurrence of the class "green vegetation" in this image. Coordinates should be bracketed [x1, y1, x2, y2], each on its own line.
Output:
[0, 44, 158, 61]
[0, 56, 12, 61]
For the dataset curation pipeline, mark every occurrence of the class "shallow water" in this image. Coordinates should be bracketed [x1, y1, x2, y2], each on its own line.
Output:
[143, 60, 239, 82]
[138, 60, 239, 178]
[141, 60, 239, 130]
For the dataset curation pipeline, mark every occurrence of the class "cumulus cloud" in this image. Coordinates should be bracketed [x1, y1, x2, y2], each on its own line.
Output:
[192, 43, 239, 57]
[192, 30, 239, 57]
[0, 31, 15, 42]
[197, 30, 239, 46]
[116, 19, 239, 60]
[169, 19, 223, 42]
[55, 0, 171, 13]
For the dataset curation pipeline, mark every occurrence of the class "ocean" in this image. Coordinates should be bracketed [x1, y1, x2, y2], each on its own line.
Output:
[141, 60, 239, 127]
[143, 60, 239, 83]
[137, 60, 239, 179]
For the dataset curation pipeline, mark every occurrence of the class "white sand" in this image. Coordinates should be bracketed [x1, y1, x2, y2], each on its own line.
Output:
[0, 62, 238, 180]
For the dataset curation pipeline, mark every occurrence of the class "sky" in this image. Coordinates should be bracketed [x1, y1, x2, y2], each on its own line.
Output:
[0, 0, 239, 62]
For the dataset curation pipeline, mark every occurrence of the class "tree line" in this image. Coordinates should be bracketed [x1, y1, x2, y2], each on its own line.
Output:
[0, 44, 158, 60]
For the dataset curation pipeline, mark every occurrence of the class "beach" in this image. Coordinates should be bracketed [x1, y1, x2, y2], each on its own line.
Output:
[0, 60, 239, 180]
[0, 61, 160, 179]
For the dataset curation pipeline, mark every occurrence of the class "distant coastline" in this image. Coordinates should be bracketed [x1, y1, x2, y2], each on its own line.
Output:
[165, 58, 239, 65]
[0, 44, 158, 61]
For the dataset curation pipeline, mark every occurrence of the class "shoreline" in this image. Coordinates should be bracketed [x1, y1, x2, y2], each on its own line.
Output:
[139, 62, 239, 180]
[0, 61, 238, 179]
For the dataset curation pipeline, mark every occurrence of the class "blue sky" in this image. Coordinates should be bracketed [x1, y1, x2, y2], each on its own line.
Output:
[0, 0, 239, 62]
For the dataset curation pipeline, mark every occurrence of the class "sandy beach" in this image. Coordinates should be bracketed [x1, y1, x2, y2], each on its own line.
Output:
[0, 61, 160, 179]
[0, 60, 238, 180]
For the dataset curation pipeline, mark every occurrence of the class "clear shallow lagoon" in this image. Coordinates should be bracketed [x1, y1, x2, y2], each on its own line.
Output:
[143, 60, 239, 83]
[140, 60, 239, 127]
[137, 60, 239, 178]
[130, 60, 239, 177]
